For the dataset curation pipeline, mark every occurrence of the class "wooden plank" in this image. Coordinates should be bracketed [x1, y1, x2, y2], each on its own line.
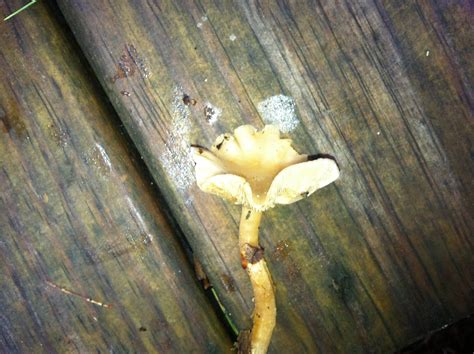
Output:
[57, 0, 474, 352]
[0, 1, 232, 352]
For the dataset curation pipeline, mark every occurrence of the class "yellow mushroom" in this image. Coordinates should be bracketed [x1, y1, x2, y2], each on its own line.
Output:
[192, 125, 339, 354]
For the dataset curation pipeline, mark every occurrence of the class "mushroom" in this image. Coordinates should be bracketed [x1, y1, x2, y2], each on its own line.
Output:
[192, 125, 339, 353]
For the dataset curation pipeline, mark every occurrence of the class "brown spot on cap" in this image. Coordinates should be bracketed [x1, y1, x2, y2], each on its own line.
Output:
[307, 153, 340, 170]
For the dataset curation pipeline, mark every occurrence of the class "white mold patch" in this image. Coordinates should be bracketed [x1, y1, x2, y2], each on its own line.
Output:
[95, 143, 112, 170]
[159, 87, 195, 192]
[84, 143, 112, 178]
[125, 196, 154, 245]
[204, 102, 222, 125]
[257, 94, 299, 133]
[197, 15, 208, 28]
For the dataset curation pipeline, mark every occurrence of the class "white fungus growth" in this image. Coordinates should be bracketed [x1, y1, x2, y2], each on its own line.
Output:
[95, 143, 112, 170]
[197, 15, 208, 28]
[159, 87, 195, 191]
[204, 102, 222, 125]
[257, 95, 299, 133]
[84, 143, 112, 178]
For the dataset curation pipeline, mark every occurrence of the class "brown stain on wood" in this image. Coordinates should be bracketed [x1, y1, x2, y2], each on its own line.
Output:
[112, 52, 136, 82]
[0, 101, 27, 138]
[272, 240, 290, 262]
[111, 44, 150, 83]
[47, 123, 69, 147]
[221, 273, 236, 292]
[193, 256, 211, 289]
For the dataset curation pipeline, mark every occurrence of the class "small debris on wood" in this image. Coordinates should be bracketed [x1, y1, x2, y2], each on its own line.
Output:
[273, 240, 290, 261]
[45, 280, 112, 308]
[235, 330, 252, 354]
[182, 94, 197, 106]
[221, 273, 236, 292]
[112, 44, 150, 82]
[193, 256, 211, 289]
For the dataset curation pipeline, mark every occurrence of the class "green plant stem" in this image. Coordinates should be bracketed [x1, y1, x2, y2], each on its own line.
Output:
[210, 287, 239, 337]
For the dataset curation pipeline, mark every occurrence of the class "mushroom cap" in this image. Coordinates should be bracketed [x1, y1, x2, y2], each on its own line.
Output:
[192, 125, 339, 211]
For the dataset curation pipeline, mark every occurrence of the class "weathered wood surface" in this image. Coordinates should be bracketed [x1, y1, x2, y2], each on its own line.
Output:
[0, 1, 232, 352]
[56, 0, 474, 352]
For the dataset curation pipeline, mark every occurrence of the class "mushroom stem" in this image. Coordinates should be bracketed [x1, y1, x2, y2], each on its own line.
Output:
[239, 207, 262, 256]
[239, 206, 276, 354]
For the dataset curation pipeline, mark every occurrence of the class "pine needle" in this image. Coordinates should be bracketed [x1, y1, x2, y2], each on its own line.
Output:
[4, 0, 37, 22]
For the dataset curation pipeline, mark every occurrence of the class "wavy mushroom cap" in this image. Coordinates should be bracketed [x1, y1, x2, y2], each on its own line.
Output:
[192, 125, 340, 211]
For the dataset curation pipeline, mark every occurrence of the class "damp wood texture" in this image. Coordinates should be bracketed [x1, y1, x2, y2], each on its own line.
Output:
[0, 2, 231, 353]
[2, 0, 474, 353]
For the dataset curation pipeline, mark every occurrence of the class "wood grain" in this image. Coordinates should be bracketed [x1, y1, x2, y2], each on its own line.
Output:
[57, 0, 473, 352]
[0, 1, 231, 352]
